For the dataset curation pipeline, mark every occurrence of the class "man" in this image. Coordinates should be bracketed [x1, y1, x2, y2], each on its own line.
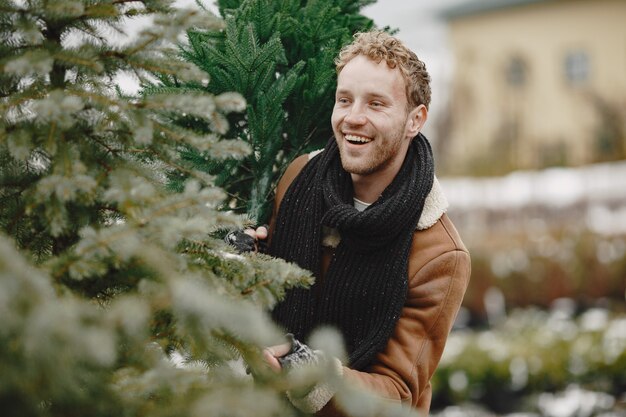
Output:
[237, 30, 470, 416]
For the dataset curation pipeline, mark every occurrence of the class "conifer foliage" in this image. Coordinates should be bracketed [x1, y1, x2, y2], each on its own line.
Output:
[155, 0, 375, 223]
[0, 1, 416, 416]
[0, 0, 313, 415]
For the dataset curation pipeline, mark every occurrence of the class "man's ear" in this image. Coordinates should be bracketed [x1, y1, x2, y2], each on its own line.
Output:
[406, 104, 428, 137]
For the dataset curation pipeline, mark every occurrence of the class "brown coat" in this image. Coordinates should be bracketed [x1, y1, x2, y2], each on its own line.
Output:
[270, 154, 471, 416]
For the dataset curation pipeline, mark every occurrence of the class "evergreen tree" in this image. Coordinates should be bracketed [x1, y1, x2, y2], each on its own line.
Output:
[152, 0, 375, 223]
[0, 1, 416, 415]
[0, 0, 313, 414]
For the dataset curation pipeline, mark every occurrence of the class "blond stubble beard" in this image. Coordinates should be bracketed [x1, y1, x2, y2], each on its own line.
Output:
[337, 121, 408, 176]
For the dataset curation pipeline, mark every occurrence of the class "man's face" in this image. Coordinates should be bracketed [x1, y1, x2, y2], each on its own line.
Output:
[331, 54, 416, 180]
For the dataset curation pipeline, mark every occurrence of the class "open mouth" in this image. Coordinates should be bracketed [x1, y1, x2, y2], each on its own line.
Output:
[345, 134, 372, 145]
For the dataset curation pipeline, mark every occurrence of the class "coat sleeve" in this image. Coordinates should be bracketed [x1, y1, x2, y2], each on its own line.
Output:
[319, 218, 471, 416]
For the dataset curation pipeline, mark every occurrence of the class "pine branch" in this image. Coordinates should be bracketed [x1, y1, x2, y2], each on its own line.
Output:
[1, 3, 323, 414]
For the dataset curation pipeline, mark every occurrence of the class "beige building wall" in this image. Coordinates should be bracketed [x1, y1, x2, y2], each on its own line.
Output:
[444, 0, 626, 175]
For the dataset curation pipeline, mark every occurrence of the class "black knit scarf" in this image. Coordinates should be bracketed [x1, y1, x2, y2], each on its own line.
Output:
[269, 134, 434, 370]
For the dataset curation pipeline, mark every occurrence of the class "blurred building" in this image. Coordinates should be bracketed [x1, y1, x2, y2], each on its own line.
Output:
[440, 0, 626, 176]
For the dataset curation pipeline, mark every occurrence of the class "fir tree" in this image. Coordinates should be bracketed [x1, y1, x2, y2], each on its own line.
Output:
[152, 0, 375, 223]
[0, 0, 313, 414]
[0, 1, 417, 415]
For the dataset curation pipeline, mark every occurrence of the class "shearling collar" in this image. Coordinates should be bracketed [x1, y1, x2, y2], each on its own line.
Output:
[308, 149, 448, 236]
[418, 176, 448, 230]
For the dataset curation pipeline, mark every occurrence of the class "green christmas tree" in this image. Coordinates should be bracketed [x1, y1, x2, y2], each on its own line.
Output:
[0, 0, 312, 414]
[0, 0, 418, 415]
[150, 0, 375, 223]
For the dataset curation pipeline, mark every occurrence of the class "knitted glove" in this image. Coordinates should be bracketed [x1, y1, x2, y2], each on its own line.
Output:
[279, 334, 343, 413]
[224, 230, 255, 252]
[278, 334, 319, 369]
[224, 226, 268, 253]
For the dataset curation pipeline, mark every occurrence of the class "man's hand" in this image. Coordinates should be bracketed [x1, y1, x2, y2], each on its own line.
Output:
[262, 342, 291, 372]
[262, 335, 344, 413]
[263, 334, 323, 372]
[244, 225, 268, 242]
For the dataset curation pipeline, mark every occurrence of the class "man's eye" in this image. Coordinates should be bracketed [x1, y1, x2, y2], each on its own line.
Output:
[370, 101, 383, 107]
[337, 98, 349, 104]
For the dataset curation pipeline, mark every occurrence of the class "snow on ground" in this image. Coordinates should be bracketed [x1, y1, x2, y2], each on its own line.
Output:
[441, 160, 626, 210]
[440, 160, 626, 236]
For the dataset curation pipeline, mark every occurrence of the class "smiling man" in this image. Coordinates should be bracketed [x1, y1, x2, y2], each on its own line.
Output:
[332, 52, 427, 203]
[244, 30, 470, 416]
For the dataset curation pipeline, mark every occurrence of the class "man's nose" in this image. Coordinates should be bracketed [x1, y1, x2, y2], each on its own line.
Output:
[344, 103, 367, 125]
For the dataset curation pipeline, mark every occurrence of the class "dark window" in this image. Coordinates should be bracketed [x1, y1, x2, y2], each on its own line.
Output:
[506, 56, 527, 87]
[564, 50, 589, 85]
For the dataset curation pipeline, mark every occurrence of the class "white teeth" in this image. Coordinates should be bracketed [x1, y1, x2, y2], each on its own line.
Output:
[345, 134, 372, 144]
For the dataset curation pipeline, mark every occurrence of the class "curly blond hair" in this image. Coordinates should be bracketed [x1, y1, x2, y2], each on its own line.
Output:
[335, 30, 431, 110]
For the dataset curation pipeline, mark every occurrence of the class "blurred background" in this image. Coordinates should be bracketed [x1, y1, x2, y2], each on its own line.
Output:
[360, 1, 626, 415]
